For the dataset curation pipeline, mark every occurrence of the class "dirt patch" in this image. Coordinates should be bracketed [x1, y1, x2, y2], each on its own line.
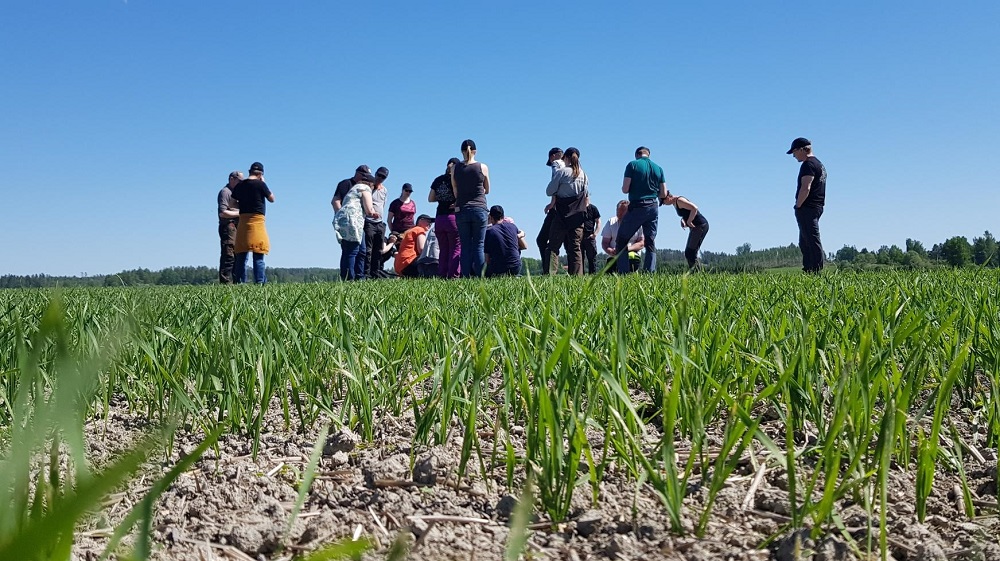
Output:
[74, 398, 1000, 561]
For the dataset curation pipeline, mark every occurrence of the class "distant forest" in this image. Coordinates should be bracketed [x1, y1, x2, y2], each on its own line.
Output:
[2, 231, 996, 288]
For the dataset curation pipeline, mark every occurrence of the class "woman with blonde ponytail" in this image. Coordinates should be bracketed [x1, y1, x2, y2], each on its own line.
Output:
[544, 147, 589, 275]
[450, 139, 491, 277]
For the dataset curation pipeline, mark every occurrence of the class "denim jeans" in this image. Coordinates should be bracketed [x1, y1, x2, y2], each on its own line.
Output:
[234, 252, 248, 284]
[234, 252, 266, 283]
[615, 200, 659, 273]
[456, 205, 488, 278]
[340, 240, 362, 281]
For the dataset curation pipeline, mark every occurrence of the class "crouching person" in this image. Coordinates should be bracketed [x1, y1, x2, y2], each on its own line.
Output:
[416, 222, 440, 278]
[484, 205, 524, 277]
[394, 214, 435, 278]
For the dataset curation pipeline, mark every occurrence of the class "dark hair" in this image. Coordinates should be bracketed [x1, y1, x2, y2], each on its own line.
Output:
[461, 139, 477, 161]
[635, 146, 650, 158]
[228, 171, 242, 181]
[489, 205, 504, 222]
[563, 147, 582, 178]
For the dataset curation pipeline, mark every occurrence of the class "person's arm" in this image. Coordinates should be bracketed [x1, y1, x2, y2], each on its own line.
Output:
[386, 211, 396, 230]
[267, 192, 275, 203]
[677, 197, 698, 227]
[428, 186, 437, 203]
[658, 182, 668, 201]
[361, 190, 375, 218]
[621, 176, 631, 194]
[545, 195, 557, 213]
[482, 163, 490, 195]
[450, 173, 459, 201]
[415, 233, 426, 256]
[602, 232, 616, 255]
[796, 175, 814, 208]
[546, 169, 562, 197]
[592, 217, 601, 239]
[628, 232, 645, 253]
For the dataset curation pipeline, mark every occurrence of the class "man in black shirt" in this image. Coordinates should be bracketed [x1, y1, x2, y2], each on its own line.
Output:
[581, 198, 601, 274]
[787, 137, 827, 273]
[331, 164, 372, 212]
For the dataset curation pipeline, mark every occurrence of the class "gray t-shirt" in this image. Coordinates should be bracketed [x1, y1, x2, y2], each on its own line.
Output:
[368, 185, 388, 223]
[217, 185, 237, 221]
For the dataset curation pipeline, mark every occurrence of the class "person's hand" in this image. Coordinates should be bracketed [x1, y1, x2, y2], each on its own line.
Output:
[544, 203, 554, 213]
[680, 219, 687, 229]
[607, 248, 617, 256]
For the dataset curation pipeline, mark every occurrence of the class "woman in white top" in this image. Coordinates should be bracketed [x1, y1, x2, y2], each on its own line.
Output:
[544, 147, 589, 275]
[334, 174, 377, 280]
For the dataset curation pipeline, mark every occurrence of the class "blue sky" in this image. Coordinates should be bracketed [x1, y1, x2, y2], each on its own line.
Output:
[3, 1, 998, 276]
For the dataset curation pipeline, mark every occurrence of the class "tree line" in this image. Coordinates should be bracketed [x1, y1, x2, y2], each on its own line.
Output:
[3, 232, 996, 288]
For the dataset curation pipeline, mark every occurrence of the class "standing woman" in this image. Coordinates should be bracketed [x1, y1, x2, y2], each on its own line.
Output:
[334, 174, 378, 280]
[451, 139, 490, 278]
[661, 192, 709, 269]
[429, 157, 462, 278]
[545, 147, 589, 275]
[232, 162, 275, 284]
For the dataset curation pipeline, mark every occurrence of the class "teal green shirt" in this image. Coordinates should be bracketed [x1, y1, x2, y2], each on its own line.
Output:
[624, 157, 664, 203]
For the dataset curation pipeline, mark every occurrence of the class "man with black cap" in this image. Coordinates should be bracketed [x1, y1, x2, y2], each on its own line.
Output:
[537, 147, 564, 273]
[787, 137, 827, 273]
[362, 166, 390, 278]
[217, 170, 243, 284]
[332, 164, 372, 212]
[394, 214, 435, 278]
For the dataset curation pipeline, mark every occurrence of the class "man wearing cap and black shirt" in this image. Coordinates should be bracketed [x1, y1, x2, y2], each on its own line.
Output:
[787, 137, 827, 273]
[362, 166, 390, 278]
[394, 214, 435, 278]
[217, 170, 243, 284]
[537, 147, 564, 273]
[332, 165, 372, 212]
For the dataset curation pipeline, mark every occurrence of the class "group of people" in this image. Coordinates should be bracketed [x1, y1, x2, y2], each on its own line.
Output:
[215, 137, 827, 283]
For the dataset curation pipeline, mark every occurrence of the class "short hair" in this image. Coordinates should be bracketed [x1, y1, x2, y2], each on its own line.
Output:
[635, 146, 650, 158]
[617, 199, 629, 207]
[489, 205, 505, 222]
[228, 171, 242, 181]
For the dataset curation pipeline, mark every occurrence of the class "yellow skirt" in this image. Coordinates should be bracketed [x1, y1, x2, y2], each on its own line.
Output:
[235, 214, 270, 254]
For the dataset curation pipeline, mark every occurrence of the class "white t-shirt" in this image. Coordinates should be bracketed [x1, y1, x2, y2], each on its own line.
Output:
[601, 216, 643, 252]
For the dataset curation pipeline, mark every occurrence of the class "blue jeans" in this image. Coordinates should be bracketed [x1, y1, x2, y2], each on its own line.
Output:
[615, 201, 659, 273]
[236, 252, 267, 283]
[340, 240, 362, 281]
[456, 206, 488, 278]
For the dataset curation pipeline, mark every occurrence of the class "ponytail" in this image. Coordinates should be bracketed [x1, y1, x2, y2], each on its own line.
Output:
[564, 147, 582, 178]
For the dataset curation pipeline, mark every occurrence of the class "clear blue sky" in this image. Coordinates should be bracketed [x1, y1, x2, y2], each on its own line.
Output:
[3, 1, 998, 276]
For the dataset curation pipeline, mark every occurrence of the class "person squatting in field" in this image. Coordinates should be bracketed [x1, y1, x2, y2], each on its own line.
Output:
[231, 162, 275, 284]
[602, 200, 645, 273]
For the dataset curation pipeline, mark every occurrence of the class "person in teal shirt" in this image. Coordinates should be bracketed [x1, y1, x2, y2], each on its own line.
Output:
[616, 146, 668, 273]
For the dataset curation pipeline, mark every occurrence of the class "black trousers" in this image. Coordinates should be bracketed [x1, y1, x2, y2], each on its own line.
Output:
[362, 221, 387, 279]
[795, 206, 824, 272]
[536, 211, 554, 274]
[218, 220, 237, 284]
[582, 233, 598, 274]
[684, 222, 709, 268]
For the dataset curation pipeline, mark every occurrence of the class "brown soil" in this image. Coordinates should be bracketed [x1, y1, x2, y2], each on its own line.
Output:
[74, 398, 1000, 561]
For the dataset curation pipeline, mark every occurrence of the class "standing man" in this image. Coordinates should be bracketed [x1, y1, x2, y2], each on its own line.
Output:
[362, 166, 389, 278]
[332, 164, 372, 212]
[232, 162, 275, 284]
[616, 146, 667, 273]
[787, 137, 827, 273]
[581, 197, 601, 274]
[217, 170, 243, 284]
[537, 147, 563, 273]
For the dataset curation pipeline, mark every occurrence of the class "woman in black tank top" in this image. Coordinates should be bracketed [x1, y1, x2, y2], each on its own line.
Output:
[450, 139, 491, 277]
[661, 193, 709, 269]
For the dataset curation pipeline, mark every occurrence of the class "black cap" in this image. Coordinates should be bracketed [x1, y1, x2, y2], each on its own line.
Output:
[355, 164, 371, 175]
[547, 147, 563, 165]
[786, 137, 811, 154]
[249, 162, 264, 173]
[461, 139, 476, 152]
[402, 182, 413, 192]
[375, 166, 389, 179]
[361, 172, 376, 183]
[416, 214, 435, 224]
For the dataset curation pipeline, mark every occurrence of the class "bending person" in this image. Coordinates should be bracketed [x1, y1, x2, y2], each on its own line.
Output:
[333, 173, 377, 281]
[661, 192, 709, 269]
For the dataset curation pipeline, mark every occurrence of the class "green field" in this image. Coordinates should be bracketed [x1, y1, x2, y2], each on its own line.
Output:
[1, 270, 999, 559]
